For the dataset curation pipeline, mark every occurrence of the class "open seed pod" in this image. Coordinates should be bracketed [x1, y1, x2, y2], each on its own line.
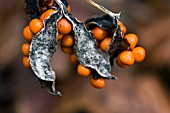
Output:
[84, 14, 118, 31]
[107, 27, 129, 66]
[55, 0, 117, 80]
[84, 0, 130, 66]
[29, 10, 63, 96]
[25, 0, 130, 96]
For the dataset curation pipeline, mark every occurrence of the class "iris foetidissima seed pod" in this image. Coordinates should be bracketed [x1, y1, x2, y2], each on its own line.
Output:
[84, 0, 130, 66]
[55, 0, 118, 80]
[25, 0, 123, 96]
[25, 0, 69, 96]
[29, 11, 63, 96]
[85, 15, 129, 66]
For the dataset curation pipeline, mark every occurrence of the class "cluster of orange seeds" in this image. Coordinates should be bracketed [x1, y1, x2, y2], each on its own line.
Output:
[78, 21, 146, 88]
[23, 5, 107, 88]
[22, 2, 71, 68]
[22, 1, 146, 89]
[91, 21, 146, 68]
[59, 26, 109, 88]
[56, 17, 106, 89]
[117, 22, 146, 68]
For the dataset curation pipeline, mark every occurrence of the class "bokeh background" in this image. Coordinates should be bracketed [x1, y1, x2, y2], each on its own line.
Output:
[0, 0, 170, 113]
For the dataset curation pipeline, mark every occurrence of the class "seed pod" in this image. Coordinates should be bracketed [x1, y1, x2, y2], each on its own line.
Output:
[84, 14, 117, 31]
[25, 0, 70, 96]
[85, 0, 131, 66]
[107, 27, 129, 65]
[26, 0, 123, 96]
[55, 0, 117, 79]
[29, 11, 63, 96]
[84, 10, 129, 66]
[84, 13, 129, 58]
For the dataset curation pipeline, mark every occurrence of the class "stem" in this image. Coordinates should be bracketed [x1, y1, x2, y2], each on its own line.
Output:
[86, 0, 120, 19]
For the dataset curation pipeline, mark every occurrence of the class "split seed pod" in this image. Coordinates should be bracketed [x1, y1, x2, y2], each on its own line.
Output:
[29, 11, 63, 96]
[25, 0, 70, 96]
[84, 0, 129, 66]
[53, 0, 117, 79]
[26, 0, 123, 96]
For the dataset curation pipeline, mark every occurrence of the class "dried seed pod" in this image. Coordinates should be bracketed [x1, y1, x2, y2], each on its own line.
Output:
[29, 11, 63, 96]
[26, 0, 122, 96]
[55, 0, 117, 79]
[23, 0, 146, 96]
[84, 14, 117, 31]
[101, 20, 131, 66]
[107, 27, 129, 66]
[25, 0, 70, 96]
[84, 0, 130, 66]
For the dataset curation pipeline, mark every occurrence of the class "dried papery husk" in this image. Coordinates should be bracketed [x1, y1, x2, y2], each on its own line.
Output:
[26, 0, 124, 96]
[25, 0, 71, 96]
[55, 0, 117, 79]
[107, 27, 130, 66]
[84, 14, 118, 31]
[29, 10, 63, 96]
[84, 0, 129, 66]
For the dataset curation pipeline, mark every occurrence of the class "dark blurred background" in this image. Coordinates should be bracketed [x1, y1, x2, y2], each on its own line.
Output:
[0, 0, 170, 113]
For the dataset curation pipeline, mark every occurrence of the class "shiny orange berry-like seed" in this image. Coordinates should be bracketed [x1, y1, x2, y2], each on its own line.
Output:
[69, 53, 79, 64]
[43, 9, 56, 20]
[21, 43, 30, 56]
[118, 50, 135, 66]
[90, 77, 106, 89]
[118, 20, 124, 25]
[124, 33, 138, 50]
[29, 18, 44, 34]
[100, 37, 112, 52]
[118, 21, 127, 34]
[93, 27, 108, 40]
[56, 33, 63, 40]
[77, 64, 91, 77]
[132, 47, 146, 62]
[116, 57, 129, 68]
[61, 34, 74, 47]
[120, 24, 126, 34]
[23, 26, 34, 41]
[61, 46, 73, 54]
[23, 57, 31, 68]
[40, 12, 46, 21]
[57, 18, 72, 34]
